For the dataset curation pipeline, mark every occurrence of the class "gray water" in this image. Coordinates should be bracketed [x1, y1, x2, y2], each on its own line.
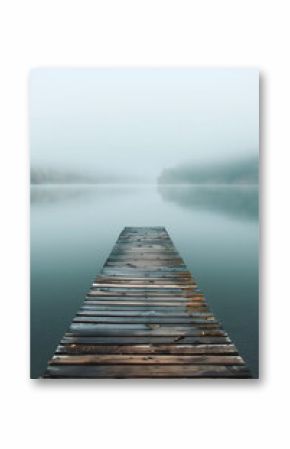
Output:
[30, 184, 259, 378]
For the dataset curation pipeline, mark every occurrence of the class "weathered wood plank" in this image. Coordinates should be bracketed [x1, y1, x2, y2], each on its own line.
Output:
[49, 354, 244, 365]
[105, 263, 187, 268]
[101, 270, 191, 277]
[73, 316, 218, 324]
[92, 283, 196, 289]
[78, 309, 215, 318]
[44, 364, 251, 378]
[86, 293, 203, 299]
[95, 276, 193, 282]
[68, 324, 225, 336]
[83, 300, 208, 308]
[61, 335, 231, 345]
[75, 316, 217, 324]
[107, 255, 185, 260]
[55, 343, 238, 355]
[80, 305, 206, 312]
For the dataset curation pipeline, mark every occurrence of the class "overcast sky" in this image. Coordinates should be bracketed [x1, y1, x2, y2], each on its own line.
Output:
[30, 68, 259, 180]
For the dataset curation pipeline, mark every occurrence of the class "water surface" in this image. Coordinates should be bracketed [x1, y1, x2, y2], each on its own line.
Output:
[31, 184, 259, 378]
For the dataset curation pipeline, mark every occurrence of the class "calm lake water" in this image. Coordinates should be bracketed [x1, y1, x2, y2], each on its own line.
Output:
[30, 184, 259, 378]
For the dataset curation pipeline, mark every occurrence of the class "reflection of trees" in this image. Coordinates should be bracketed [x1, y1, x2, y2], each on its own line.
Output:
[30, 185, 134, 204]
[158, 185, 258, 221]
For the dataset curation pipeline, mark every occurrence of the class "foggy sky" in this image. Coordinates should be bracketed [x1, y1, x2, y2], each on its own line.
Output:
[29, 68, 259, 181]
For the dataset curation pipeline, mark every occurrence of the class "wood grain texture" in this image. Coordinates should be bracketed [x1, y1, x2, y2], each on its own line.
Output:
[43, 227, 251, 379]
[44, 364, 251, 378]
[55, 343, 239, 355]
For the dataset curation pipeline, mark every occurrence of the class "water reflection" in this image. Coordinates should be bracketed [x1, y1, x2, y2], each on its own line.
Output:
[158, 185, 258, 221]
[30, 184, 137, 204]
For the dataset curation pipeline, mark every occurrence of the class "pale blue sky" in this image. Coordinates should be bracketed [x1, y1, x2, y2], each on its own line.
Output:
[30, 68, 259, 180]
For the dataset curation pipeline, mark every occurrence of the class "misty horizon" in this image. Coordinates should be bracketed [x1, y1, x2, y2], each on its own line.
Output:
[30, 68, 259, 181]
[31, 153, 259, 185]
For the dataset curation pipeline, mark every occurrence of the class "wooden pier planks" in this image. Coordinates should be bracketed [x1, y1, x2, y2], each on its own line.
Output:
[44, 226, 251, 378]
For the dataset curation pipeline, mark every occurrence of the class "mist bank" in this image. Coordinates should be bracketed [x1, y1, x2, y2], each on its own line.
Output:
[30, 167, 150, 185]
[158, 156, 259, 185]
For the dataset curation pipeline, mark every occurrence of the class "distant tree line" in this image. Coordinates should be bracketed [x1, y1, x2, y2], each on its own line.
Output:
[158, 156, 259, 185]
[30, 167, 132, 184]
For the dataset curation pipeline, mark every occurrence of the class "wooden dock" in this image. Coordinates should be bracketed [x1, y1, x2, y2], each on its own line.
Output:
[44, 226, 251, 378]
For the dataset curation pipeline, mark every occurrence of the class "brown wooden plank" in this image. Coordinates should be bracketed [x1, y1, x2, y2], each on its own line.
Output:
[49, 354, 244, 365]
[85, 297, 205, 302]
[73, 316, 218, 325]
[95, 277, 193, 282]
[55, 343, 238, 355]
[84, 298, 208, 311]
[87, 288, 198, 295]
[44, 364, 251, 378]
[86, 293, 203, 299]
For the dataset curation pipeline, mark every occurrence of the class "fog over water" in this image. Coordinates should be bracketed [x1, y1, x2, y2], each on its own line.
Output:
[30, 68, 259, 181]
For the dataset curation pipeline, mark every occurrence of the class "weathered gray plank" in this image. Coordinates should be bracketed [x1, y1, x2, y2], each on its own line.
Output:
[95, 277, 193, 283]
[92, 283, 195, 289]
[68, 324, 224, 336]
[61, 335, 231, 345]
[83, 300, 208, 308]
[80, 305, 202, 312]
[86, 293, 203, 299]
[101, 270, 191, 277]
[78, 309, 214, 318]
